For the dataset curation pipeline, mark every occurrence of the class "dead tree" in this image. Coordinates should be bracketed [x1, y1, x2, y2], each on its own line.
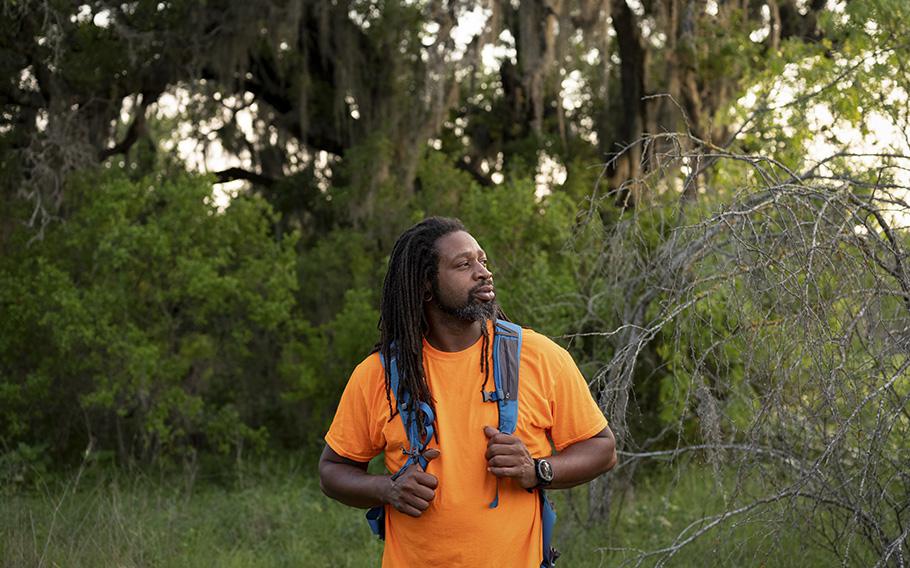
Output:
[569, 133, 910, 566]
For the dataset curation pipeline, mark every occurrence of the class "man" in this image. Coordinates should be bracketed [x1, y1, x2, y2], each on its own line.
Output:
[319, 217, 617, 567]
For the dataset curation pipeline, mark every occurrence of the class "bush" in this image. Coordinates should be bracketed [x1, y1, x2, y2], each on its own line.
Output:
[0, 171, 308, 464]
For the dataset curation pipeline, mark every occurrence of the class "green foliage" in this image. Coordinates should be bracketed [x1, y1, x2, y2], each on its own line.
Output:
[0, 171, 303, 463]
[0, 142, 603, 465]
[459, 174, 579, 335]
[0, 442, 50, 492]
[286, 287, 382, 445]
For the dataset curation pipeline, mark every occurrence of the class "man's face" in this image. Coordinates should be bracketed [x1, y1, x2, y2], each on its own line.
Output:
[431, 230, 497, 321]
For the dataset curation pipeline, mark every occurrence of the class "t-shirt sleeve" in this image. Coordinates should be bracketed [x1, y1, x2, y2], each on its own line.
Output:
[324, 356, 386, 462]
[548, 346, 608, 451]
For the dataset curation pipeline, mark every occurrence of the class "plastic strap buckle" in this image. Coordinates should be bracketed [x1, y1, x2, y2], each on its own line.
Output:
[482, 389, 505, 402]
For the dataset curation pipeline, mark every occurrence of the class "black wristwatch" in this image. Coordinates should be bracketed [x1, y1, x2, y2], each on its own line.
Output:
[533, 458, 554, 488]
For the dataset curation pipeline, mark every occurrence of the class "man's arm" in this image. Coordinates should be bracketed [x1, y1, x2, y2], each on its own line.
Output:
[545, 426, 617, 489]
[318, 444, 440, 517]
[318, 445, 387, 508]
[484, 426, 617, 490]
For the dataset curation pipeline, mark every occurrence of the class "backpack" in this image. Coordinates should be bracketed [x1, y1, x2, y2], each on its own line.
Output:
[365, 320, 559, 568]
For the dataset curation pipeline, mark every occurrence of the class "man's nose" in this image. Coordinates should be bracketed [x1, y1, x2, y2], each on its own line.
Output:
[476, 263, 492, 280]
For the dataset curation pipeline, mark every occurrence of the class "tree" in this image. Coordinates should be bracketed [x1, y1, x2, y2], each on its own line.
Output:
[556, 0, 910, 554]
[1, 0, 848, 233]
[575, 134, 910, 565]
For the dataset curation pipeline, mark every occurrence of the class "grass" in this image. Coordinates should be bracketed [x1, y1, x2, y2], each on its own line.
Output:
[551, 470, 842, 567]
[1, 458, 382, 567]
[1, 457, 848, 567]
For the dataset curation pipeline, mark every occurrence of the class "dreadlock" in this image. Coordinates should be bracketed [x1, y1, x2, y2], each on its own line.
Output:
[377, 217, 506, 436]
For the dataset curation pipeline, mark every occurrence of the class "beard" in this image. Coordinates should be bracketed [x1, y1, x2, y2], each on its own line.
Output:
[432, 280, 498, 322]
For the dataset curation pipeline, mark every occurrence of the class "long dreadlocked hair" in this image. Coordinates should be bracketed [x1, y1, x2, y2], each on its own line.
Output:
[377, 217, 507, 434]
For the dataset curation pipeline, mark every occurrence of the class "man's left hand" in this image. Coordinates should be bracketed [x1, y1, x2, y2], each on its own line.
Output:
[483, 426, 537, 489]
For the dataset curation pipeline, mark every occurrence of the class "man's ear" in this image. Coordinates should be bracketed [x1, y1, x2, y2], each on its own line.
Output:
[424, 282, 432, 302]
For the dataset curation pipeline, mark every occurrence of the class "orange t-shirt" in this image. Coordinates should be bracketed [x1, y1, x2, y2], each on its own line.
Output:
[325, 327, 608, 567]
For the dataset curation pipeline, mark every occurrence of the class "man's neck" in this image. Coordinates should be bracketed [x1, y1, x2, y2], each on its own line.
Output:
[424, 310, 484, 352]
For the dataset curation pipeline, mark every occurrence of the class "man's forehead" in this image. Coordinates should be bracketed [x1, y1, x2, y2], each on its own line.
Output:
[435, 230, 484, 258]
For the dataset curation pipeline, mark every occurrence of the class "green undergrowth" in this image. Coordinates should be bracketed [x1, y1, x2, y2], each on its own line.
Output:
[552, 467, 840, 567]
[1, 457, 840, 567]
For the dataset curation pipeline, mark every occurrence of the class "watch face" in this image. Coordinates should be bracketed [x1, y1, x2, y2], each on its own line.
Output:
[538, 459, 554, 482]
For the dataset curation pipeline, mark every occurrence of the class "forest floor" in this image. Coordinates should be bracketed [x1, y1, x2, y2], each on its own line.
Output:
[1, 455, 839, 567]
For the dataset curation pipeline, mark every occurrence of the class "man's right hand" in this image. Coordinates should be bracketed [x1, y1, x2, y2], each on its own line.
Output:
[384, 448, 440, 517]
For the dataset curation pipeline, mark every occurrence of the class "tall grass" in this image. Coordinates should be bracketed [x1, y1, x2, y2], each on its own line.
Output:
[1, 457, 838, 567]
[1, 458, 381, 567]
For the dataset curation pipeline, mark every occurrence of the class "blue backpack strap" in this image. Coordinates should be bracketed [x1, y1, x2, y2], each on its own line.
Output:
[540, 489, 559, 567]
[366, 350, 435, 540]
[486, 320, 522, 509]
[484, 321, 559, 567]
[486, 320, 522, 434]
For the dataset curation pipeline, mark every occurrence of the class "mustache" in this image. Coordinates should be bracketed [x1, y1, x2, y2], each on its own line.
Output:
[470, 280, 494, 293]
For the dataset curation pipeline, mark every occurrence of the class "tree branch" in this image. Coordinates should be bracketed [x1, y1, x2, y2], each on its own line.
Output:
[99, 96, 150, 161]
[213, 167, 276, 187]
